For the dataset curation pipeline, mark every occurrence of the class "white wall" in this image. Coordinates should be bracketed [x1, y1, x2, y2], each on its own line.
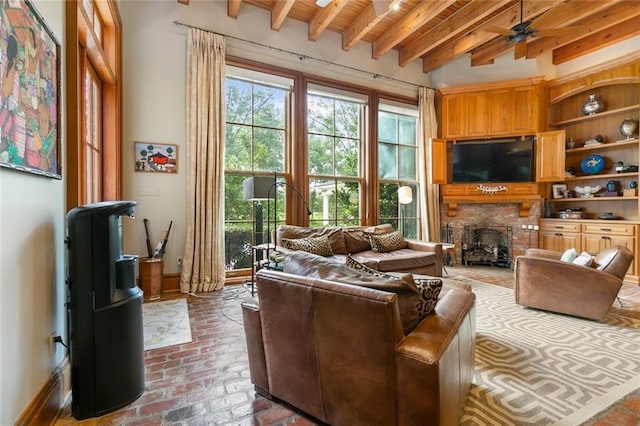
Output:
[0, 1, 66, 423]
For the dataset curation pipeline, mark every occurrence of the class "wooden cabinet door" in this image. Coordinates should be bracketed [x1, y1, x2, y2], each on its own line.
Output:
[513, 86, 539, 134]
[467, 92, 489, 137]
[430, 138, 447, 184]
[536, 130, 566, 182]
[540, 231, 580, 252]
[442, 94, 467, 138]
[582, 234, 635, 274]
[488, 89, 511, 135]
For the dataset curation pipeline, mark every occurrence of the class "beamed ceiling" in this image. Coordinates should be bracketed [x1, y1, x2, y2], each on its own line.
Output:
[190, 0, 640, 73]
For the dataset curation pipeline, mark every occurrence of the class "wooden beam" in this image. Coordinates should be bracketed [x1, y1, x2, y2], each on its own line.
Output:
[399, 0, 510, 66]
[271, 0, 296, 30]
[527, 1, 640, 58]
[470, 36, 510, 66]
[342, 0, 400, 51]
[552, 16, 640, 64]
[372, 0, 456, 59]
[421, 0, 561, 72]
[228, 0, 241, 18]
[309, 0, 348, 41]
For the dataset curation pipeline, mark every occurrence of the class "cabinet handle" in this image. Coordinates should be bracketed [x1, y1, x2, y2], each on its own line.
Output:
[554, 226, 565, 229]
[555, 233, 563, 236]
[600, 228, 612, 231]
[601, 236, 611, 240]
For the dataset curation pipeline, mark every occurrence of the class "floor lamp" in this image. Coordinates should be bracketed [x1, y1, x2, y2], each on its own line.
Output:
[242, 176, 274, 246]
[398, 186, 412, 236]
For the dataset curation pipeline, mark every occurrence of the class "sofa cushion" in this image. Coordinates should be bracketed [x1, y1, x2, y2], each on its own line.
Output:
[414, 278, 443, 318]
[352, 248, 436, 272]
[342, 224, 394, 254]
[281, 235, 334, 257]
[284, 251, 421, 333]
[369, 231, 408, 253]
[277, 225, 347, 254]
[345, 254, 396, 279]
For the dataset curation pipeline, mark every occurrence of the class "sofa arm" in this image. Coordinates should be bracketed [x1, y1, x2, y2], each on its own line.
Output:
[514, 256, 623, 320]
[406, 240, 443, 276]
[394, 288, 475, 425]
[241, 302, 270, 394]
[523, 248, 562, 260]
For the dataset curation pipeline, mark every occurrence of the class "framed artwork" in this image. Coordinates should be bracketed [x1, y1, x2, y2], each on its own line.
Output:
[552, 184, 567, 199]
[134, 142, 178, 173]
[0, 0, 61, 178]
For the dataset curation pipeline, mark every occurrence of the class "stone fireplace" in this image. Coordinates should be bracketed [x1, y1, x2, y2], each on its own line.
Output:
[440, 201, 543, 268]
[462, 225, 513, 267]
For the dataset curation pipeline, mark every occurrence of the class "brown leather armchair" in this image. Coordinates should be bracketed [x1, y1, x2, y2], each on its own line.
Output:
[514, 245, 633, 321]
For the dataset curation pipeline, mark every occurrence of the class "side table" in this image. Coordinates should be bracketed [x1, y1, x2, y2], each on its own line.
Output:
[245, 243, 275, 297]
[442, 243, 457, 275]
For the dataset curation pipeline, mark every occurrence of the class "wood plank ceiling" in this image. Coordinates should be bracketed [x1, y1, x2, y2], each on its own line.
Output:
[202, 0, 639, 73]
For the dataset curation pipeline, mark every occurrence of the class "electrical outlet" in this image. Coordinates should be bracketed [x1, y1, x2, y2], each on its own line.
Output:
[49, 332, 56, 357]
[177, 257, 183, 270]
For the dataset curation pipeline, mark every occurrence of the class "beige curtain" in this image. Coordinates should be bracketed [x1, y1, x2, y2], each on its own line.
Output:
[418, 87, 441, 242]
[181, 29, 226, 293]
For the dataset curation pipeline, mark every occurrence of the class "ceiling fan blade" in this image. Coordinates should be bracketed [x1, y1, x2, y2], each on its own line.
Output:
[534, 27, 581, 37]
[484, 26, 513, 35]
[514, 41, 526, 60]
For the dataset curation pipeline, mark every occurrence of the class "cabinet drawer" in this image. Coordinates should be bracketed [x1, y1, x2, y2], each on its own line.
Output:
[511, 183, 537, 194]
[582, 223, 636, 236]
[442, 185, 467, 196]
[539, 221, 581, 233]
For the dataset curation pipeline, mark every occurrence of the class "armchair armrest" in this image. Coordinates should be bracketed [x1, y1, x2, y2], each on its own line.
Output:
[523, 248, 562, 261]
[514, 256, 623, 321]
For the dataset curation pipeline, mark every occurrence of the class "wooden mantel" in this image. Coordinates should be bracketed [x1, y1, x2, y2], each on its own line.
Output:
[441, 183, 542, 217]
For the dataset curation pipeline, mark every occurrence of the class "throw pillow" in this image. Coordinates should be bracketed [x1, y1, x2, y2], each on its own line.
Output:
[573, 251, 594, 267]
[345, 254, 397, 279]
[281, 235, 334, 257]
[414, 278, 442, 320]
[369, 231, 408, 253]
[560, 248, 579, 263]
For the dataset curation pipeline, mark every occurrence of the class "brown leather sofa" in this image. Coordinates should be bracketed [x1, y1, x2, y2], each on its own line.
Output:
[514, 245, 633, 321]
[241, 254, 476, 425]
[275, 223, 443, 277]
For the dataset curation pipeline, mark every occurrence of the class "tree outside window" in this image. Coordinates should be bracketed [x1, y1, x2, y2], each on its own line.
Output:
[224, 76, 288, 270]
[378, 106, 419, 238]
[307, 92, 364, 227]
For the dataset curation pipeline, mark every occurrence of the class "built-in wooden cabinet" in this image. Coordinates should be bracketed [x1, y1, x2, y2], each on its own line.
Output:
[439, 78, 544, 139]
[539, 219, 638, 283]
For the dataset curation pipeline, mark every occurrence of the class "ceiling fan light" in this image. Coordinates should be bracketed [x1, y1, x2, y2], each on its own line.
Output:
[315, 0, 332, 7]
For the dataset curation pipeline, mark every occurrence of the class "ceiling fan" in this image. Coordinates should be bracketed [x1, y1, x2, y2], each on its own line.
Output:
[485, 0, 576, 59]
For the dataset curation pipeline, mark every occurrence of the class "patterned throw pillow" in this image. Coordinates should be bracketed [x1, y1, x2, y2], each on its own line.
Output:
[281, 235, 334, 257]
[345, 254, 398, 280]
[414, 278, 442, 320]
[369, 231, 408, 253]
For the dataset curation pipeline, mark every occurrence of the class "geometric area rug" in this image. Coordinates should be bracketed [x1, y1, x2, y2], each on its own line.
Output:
[142, 298, 192, 351]
[454, 277, 640, 426]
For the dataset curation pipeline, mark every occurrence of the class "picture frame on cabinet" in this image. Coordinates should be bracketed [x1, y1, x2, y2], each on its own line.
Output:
[552, 184, 568, 199]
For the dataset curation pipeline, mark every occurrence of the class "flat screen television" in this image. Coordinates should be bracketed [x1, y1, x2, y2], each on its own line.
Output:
[452, 138, 535, 183]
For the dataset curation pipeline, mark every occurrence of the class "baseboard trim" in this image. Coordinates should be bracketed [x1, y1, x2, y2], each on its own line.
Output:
[16, 357, 70, 426]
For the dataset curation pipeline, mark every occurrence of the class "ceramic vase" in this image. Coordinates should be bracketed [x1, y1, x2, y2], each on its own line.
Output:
[582, 94, 602, 115]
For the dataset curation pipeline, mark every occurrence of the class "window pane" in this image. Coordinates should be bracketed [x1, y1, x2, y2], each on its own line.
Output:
[399, 146, 416, 180]
[225, 79, 252, 124]
[336, 180, 360, 224]
[335, 138, 358, 177]
[225, 124, 251, 170]
[254, 128, 284, 171]
[379, 183, 398, 218]
[378, 143, 397, 179]
[308, 95, 334, 135]
[253, 85, 285, 128]
[335, 100, 359, 138]
[399, 115, 416, 145]
[308, 134, 334, 175]
[378, 111, 397, 143]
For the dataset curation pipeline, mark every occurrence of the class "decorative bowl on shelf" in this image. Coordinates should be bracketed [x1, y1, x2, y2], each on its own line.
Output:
[582, 94, 603, 115]
[574, 185, 601, 198]
[599, 212, 622, 220]
[580, 154, 605, 175]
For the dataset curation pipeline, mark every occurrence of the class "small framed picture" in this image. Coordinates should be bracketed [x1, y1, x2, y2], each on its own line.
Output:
[134, 142, 178, 173]
[552, 183, 567, 199]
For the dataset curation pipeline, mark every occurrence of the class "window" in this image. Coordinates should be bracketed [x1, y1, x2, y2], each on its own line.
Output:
[82, 62, 102, 203]
[224, 71, 290, 270]
[378, 103, 419, 238]
[307, 88, 366, 227]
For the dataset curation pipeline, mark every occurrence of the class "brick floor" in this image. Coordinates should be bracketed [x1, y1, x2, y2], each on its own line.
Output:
[55, 265, 640, 425]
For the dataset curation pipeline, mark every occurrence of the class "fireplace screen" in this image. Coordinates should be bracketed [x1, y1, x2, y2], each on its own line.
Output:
[462, 225, 513, 268]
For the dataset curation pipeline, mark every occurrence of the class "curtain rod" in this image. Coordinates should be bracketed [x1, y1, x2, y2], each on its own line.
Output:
[173, 20, 432, 90]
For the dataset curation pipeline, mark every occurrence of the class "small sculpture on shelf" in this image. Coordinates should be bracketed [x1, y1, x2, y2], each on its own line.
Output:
[582, 94, 603, 115]
[619, 118, 638, 141]
[574, 185, 601, 198]
[565, 166, 575, 178]
[583, 134, 604, 146]
[615, 161, 639, 173]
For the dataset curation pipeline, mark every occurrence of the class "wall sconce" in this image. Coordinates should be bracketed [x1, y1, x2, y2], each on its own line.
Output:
[398, 186, 412, 235]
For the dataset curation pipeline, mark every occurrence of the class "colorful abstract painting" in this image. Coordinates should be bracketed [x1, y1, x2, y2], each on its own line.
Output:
[0, 0, 60, 178]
